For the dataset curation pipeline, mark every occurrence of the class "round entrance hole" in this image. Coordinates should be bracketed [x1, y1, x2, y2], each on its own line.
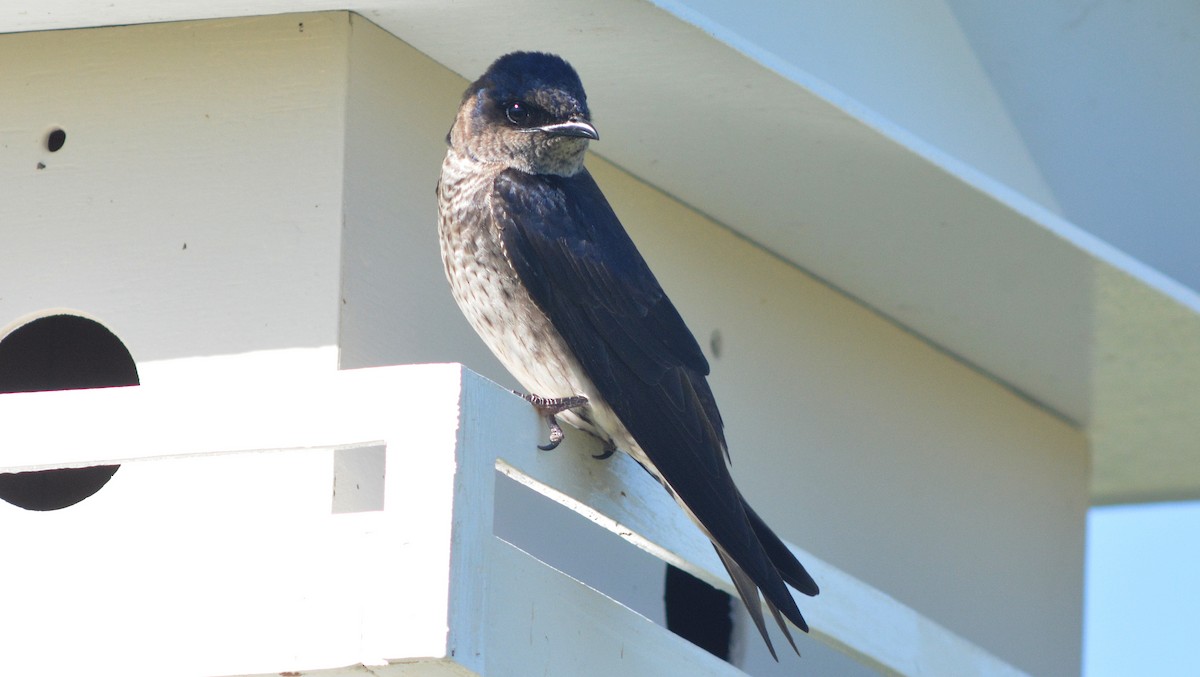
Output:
[0, 314, 138, 510]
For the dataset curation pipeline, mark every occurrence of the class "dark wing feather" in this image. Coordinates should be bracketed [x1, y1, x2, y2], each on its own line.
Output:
[492, 168, 815, 649]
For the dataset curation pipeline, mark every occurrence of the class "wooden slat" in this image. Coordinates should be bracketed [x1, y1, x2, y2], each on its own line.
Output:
[486, 538, 744, 676]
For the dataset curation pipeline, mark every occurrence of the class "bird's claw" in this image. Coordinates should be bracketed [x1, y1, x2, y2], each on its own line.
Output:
[515, 391, 588, 451]
[592, 439, 617, 460]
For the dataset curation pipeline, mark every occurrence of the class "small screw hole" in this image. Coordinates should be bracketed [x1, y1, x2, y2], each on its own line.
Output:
[46, 128, 66, 152]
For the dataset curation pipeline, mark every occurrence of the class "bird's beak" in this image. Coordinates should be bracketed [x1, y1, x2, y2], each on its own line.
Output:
[536, 119, 600, 140]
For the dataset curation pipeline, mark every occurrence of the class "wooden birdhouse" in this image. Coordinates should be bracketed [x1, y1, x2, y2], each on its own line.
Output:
[4, 5, 1196, 676]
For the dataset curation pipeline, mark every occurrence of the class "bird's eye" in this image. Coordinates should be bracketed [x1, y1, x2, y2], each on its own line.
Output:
[505, 101, 532, 126]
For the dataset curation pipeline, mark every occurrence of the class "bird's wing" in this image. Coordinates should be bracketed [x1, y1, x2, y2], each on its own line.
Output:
[492, 168, 815, 648]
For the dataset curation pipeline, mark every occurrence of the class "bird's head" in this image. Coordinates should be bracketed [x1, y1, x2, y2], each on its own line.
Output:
[449, 51, 599, 177]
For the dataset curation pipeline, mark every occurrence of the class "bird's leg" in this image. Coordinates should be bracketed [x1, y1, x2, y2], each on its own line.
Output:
[515, 392, 588, 451]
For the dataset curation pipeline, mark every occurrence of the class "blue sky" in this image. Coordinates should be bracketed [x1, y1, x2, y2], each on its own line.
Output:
[1085, 500, 1200, 676]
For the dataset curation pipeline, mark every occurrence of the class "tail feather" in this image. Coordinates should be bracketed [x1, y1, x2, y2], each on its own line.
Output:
[714, 546, 783, 660]
[706, 498, 821, 660]
[766, 599, 801, 654]
[744, 499, 820, 597]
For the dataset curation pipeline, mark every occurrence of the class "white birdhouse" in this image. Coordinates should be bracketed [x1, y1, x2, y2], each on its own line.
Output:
[8, 5, 1193, 676]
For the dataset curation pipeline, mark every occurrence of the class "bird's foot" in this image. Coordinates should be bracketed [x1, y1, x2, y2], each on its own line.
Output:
[515, 392, 588, 451]
[592, 439, 617, 460]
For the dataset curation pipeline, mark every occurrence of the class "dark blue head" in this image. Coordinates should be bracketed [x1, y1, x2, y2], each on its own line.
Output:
[450, 52, 598, 176]
[472, 51, 592, 127]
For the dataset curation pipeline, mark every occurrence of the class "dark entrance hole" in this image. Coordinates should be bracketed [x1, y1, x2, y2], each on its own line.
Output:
[0, 314, 137, 510]
[665, 563, 734, 660]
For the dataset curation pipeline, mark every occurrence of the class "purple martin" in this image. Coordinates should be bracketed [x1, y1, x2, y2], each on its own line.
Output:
[437, 51, 818, 658]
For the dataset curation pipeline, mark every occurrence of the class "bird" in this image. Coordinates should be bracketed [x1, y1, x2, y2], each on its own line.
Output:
[436, 51, 818, 658]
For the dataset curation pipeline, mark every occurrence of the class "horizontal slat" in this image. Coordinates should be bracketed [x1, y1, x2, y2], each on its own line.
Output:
[0, 363, 464, 470]
[486, 537, 744, 676]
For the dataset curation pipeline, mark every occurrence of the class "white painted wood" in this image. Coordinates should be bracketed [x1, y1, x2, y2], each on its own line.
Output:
[338, 14, 486, 373]
[0, 13, 350, 365]
[486, 538, 747, 677]
[332, 444, 386, 513]
[943, 1, 1200, 294]
[653, 0, 1064, 213]
[0, 364, 479, 676]
[0, 364, 1027, 676]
